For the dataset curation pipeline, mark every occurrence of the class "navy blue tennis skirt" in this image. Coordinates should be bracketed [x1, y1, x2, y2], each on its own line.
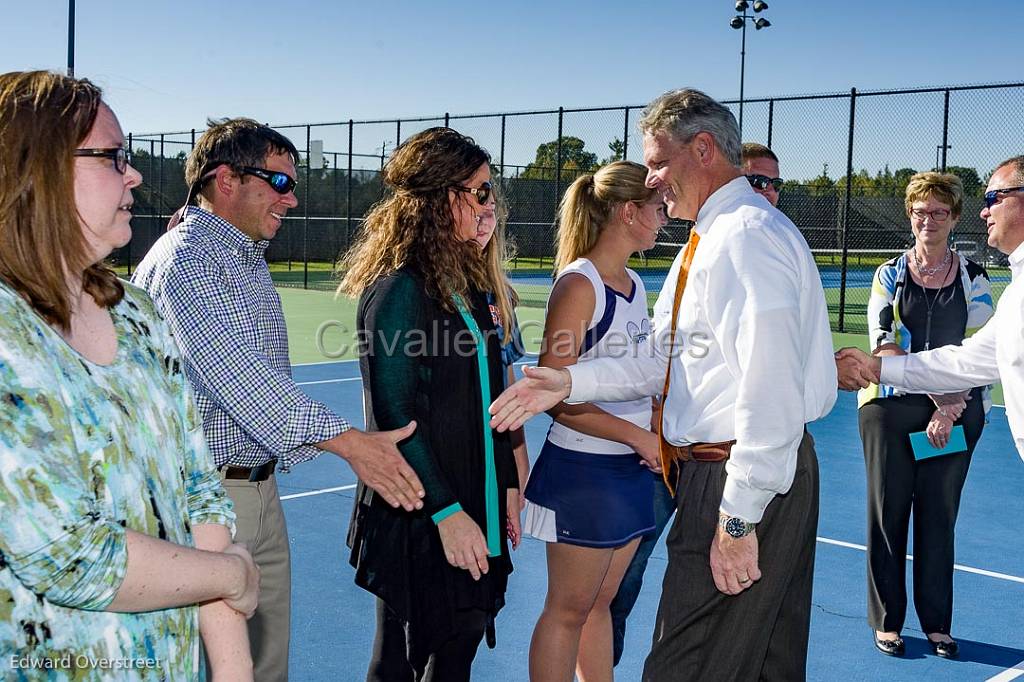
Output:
[523, 441, 656, 548]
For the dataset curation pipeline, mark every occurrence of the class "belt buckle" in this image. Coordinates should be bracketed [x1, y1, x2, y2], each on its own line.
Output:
[682, 444, 695, 463]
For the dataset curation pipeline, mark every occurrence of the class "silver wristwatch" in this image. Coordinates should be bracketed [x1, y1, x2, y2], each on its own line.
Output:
[719, 513, 756, 539]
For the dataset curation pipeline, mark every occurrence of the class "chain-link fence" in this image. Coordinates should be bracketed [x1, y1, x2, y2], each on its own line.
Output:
[120, 81, 1024, 333]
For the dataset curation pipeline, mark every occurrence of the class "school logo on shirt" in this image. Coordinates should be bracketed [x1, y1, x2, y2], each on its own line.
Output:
[627, 319, 651, 344]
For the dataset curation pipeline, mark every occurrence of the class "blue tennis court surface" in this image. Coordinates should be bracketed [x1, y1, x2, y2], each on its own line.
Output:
[509, 267, 1012, 292]
[282, 360, 1024, 681]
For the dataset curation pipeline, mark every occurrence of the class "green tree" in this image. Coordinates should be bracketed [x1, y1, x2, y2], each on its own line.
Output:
[602, 137, 625, 165]
[893, 167, 917, 193]
[806, 164, 836, 197]
[945, 165, 983, 196]
[521, 136, 598, 181]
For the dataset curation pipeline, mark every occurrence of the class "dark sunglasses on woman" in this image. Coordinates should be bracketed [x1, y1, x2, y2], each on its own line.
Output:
[451, 181, 493, 206]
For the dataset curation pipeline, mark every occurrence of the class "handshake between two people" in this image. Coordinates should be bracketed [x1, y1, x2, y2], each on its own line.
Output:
[834, 347, 881, 391]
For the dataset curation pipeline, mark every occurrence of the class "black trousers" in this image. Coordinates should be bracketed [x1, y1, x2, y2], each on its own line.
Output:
[643, 431, 819, 682]
[366, 599, 486, 682]
[858, 391, 983, 635]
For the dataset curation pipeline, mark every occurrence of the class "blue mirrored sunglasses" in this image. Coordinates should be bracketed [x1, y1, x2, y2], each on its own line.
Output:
[242, 166, 297, 194]
[984, 186, 1024, 209]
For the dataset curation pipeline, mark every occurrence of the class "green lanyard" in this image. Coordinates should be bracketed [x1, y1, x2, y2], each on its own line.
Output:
[454, 295, 501, 558]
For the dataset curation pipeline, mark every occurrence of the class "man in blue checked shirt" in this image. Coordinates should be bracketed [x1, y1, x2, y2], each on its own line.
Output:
[132, 117, 423, 681]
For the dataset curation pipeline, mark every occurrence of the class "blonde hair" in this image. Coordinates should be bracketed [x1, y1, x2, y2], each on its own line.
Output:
[0, 70, 123, 330]
[481, 184, 518, 343]
[905, 171, 963, 219]
[554, 160, 655, 273]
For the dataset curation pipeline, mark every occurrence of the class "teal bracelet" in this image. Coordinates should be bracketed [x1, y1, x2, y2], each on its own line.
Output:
[431, 503, 463, 525]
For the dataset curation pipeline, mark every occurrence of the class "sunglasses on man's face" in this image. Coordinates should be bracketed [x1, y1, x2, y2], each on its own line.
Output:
[984, 186, 1024, 209]
[746, 174, 783, 192]
[74, 147, 132, 174]
[451, 181, 493, 206]
[242, 166, 297, 194]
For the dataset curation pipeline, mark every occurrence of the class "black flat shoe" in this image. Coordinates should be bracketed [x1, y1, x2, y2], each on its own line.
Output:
[930, 638, 959, 659]
[874, 632, 905, 657]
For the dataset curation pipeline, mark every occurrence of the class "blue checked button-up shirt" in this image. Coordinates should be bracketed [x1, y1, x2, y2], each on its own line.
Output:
[131, 206, 349, 471]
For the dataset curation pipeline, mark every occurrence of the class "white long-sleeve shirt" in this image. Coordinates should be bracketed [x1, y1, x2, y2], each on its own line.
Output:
[881, 241, 1024, 462]
[567, 177, 837, 523]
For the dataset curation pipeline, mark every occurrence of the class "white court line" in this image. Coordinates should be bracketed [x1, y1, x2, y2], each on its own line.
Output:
[276, 487, 1024, 586]
[988, 661, 1024, 682]
[817, 537, 1024, 584]
[293, 358, 358, 367]
[280, 484, 357, 500]
[295, 377, 361, 386]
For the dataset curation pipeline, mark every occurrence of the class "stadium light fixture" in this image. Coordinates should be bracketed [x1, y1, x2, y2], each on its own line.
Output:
[730, 0, 773, 135]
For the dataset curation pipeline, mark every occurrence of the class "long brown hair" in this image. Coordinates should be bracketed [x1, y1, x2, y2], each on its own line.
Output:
[554, 160, 655, 273]
[338, 127, 493, 314]
[0, 70, 124, 329]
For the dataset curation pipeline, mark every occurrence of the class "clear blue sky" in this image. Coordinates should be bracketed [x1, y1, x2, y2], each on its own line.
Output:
[6, 1, 1023, 178]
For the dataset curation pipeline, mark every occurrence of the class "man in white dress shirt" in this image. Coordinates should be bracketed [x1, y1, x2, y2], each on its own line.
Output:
[490, 88, 837, 681]
[837, 155, 1024, 462]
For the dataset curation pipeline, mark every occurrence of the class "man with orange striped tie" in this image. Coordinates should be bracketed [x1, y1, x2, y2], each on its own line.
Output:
[489, 88, 837, 681]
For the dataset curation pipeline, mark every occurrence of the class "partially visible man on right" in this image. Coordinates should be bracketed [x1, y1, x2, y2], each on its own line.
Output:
[742, 142, 782, 207]
[838, 155, 1024, 462]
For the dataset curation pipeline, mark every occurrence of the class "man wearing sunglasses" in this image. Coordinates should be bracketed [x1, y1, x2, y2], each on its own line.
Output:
[132, 117, 424, 681]
[742, 142, 783, 208]
[837, 155, 1024, 466]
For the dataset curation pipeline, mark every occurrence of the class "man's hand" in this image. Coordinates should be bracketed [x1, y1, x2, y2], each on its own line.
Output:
[326, 423, 424, 511]
[926, 410, 956, 449]
[438, 511, 489, 580]
[710, 524, 760, 596]
[834, 347, 880, 390]
[489, 365, 572, 432]
[222, 543, 261, 618]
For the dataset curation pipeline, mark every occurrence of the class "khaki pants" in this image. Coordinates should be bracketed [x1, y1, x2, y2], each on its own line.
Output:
[219, 473, 292, 682]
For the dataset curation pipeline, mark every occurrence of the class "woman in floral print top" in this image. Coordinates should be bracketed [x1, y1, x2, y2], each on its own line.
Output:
[0, 71, 258, 680]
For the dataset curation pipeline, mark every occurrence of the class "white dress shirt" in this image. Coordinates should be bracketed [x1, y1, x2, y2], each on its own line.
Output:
[881, 241, 1024, 462]
[567, 177, 837, 523]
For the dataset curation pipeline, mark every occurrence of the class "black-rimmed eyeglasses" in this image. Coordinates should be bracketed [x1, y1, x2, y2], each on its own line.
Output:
[746, 174, 783, 192]
[984, 186, 1024, 209]
[451, 181, 493, 206]
[74, 147, 131, 174]
[242, 167, 297, 194]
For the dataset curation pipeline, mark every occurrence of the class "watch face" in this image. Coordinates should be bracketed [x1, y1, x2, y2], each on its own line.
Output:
[726, 517, 747, 538]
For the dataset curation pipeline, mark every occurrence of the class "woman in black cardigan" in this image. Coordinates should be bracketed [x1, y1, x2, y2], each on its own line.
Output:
[338, 127, 521, 682]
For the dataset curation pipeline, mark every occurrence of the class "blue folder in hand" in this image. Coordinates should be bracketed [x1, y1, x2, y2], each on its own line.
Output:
[909, 425, 967, 460]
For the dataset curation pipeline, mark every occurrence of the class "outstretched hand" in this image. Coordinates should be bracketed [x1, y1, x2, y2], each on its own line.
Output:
[834, 347, 880, 391]
[489, 365, 572, 432]
[328, 423, 424, 511]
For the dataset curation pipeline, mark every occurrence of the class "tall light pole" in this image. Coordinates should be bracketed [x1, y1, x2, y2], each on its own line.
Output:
[67, 0, 75, 77]
[730, 0, 771, 136]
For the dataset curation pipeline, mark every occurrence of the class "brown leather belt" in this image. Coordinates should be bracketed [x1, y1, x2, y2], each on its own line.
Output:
[220, 459, 276, 482]
[662, 440, 736, 465]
